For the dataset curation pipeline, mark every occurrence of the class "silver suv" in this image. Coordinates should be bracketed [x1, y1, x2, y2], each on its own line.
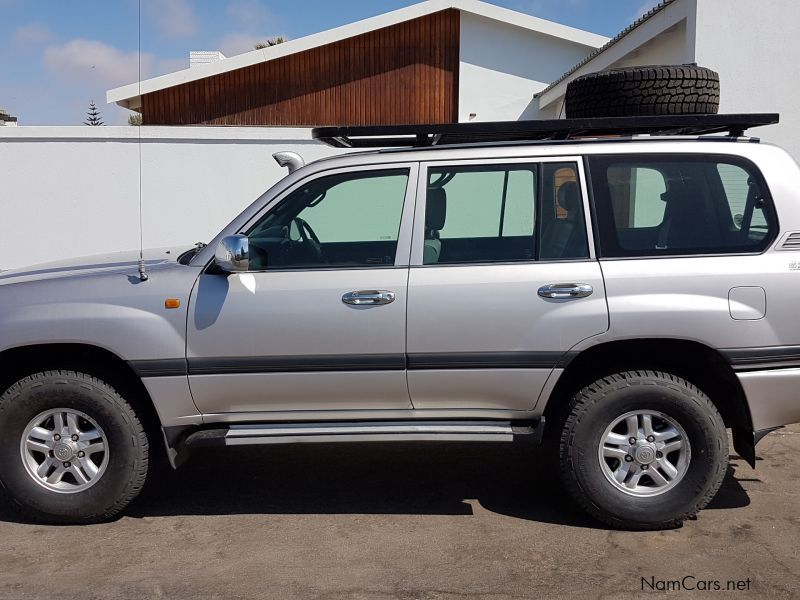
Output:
[1, 116, 798, 530]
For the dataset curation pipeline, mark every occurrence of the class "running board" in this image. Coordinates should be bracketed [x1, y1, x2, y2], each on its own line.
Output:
[182, 420, 544, 449]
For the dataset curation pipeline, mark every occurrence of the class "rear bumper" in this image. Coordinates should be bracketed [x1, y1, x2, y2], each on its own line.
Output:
[737, 367, 800, 430]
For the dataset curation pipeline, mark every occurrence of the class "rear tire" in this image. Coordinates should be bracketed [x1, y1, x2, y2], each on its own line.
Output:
[559, 370, 727, 530]
[0, 370, 149, 524]
[564, 65, 720, 118]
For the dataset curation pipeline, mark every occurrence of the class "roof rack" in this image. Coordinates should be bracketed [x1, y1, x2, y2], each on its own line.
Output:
[312, 113, 779, 148]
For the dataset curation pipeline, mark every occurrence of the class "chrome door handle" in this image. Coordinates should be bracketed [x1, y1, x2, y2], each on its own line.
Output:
[538, 283, 593, 299]
[342, 290, 396, 306]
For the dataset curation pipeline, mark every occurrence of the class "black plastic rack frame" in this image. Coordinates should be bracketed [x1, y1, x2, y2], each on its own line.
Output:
[312, 113, 779, 148]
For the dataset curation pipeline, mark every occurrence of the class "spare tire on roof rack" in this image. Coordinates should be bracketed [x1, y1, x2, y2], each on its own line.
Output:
[564, 65, 720, 119]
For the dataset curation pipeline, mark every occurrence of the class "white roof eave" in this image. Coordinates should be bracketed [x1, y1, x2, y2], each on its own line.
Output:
[537, 0, 689, 109]
[107, 0, 608, 106]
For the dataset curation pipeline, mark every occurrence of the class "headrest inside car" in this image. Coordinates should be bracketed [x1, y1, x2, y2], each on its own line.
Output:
[557, 181, 580, 213]
[426, 187, 447, 230]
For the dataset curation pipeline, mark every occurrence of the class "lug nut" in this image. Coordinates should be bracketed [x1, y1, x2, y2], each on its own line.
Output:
[624, 455, 634, 462]
[647, 435, 655, 442]
[641, 464, 649, 470]
[71, 434, 79, 442]
[629, 437, 637, 445]
[78, 451, 85, 458]
[63, 461, 71, 468]
[53, 434, 61, 441]
[656, 451, 663, 459]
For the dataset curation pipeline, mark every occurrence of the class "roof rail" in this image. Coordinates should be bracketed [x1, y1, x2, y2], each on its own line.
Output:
[312, 113, 779, 148]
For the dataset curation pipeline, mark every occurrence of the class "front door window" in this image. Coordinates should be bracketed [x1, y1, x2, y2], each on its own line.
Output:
[247, 169, 410, 270]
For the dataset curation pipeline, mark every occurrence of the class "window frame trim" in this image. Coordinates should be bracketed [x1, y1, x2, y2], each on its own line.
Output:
[586, 152, 780, 260]
[411, 155, 596, 267]
[226, 162, 419, 273]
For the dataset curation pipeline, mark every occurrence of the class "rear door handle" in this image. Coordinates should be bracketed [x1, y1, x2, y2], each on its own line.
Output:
[342, 290, 396, 306]
[537, 283, 593, 299]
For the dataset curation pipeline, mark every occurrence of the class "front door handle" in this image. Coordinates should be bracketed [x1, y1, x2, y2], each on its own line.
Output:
[342, 290, 396, 306]
[538, 283, 593, 299]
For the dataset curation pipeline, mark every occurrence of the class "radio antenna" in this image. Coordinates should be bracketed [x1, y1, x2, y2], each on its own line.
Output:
[136, 0, 148, 281]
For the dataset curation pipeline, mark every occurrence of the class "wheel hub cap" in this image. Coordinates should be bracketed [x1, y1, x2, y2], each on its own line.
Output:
[598, 409, 691, 497]
[633, 442, 657, 465]
[53, 441, 77, 462]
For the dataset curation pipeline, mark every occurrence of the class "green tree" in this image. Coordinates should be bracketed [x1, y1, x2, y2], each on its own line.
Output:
[255, 36, 287, 49]
[128, 113, 143, 126]
[84, 101, 104, 126]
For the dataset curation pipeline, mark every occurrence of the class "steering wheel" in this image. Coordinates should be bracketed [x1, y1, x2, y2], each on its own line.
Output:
[291, 217, 324, 262]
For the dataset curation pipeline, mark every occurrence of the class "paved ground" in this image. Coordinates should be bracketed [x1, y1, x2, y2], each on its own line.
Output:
[1, 425, 798, 600]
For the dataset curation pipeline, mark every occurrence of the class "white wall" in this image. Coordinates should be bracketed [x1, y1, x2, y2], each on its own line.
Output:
[0, 127, 342, 269]
[458, 13, 595, 122]
[609, 19, 689, 69]
[693, 0, 800, 162]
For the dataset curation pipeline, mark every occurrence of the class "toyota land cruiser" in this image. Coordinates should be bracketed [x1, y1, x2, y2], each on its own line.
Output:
[1, 114, 797, 530]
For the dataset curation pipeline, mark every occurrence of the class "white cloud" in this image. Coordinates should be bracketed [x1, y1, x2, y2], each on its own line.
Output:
[226, 0, 273, 29]
[12, 22, 54, 47]
[220, 0, 282, 55]
[144, 0, 199, 39]
[40, 40, 157, 125]
[43, 39, 154, 89]
[218, 32, 267, 56]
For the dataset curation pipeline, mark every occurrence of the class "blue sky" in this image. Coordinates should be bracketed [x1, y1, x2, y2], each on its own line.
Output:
[0, 0, 659, 125]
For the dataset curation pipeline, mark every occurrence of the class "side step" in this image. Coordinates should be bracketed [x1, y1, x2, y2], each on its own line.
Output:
[183, 420, 544, 449]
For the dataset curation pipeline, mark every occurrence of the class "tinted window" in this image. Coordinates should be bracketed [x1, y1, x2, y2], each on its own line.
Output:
[540, 163, 590, 261]
[588, 155, 775, 257]
[247, 169, 409, 269]
[423, 163, 588, 265]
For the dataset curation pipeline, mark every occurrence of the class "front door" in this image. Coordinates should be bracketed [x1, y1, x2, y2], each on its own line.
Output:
[187, 165, 417, 416]
[406, 157, 609, 410]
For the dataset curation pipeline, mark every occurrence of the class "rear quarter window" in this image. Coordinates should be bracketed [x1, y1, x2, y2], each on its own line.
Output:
[587, 154, 777, 257]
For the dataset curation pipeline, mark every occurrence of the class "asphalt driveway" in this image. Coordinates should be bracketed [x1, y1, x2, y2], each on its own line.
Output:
[1, 425, 798, 599]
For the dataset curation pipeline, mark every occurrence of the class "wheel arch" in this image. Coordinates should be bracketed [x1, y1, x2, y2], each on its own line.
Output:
[0, 343, 164, 456]
[543, 338, 757, 466]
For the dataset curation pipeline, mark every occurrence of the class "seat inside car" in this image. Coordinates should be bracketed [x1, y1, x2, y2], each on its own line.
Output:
[540, 180, 584, 259]
[424, 187, 447, 264]
[657, 179, 721, 250]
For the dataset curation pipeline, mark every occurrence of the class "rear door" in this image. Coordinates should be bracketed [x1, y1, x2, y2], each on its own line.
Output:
[406, 156, 609, 410]
[587, 152, 784, 355]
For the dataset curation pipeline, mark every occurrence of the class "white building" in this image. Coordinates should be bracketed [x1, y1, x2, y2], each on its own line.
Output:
[534, 0, 800, 160]
[0, 108, 17, 127]
[106, 0, 608, 126]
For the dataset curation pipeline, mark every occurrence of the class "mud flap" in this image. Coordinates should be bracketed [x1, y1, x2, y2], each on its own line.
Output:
[732, 426, 783, 468]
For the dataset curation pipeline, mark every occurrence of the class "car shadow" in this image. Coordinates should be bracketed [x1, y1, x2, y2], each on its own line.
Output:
[705, 457, 755, 510]
[0, 443, 753, 528]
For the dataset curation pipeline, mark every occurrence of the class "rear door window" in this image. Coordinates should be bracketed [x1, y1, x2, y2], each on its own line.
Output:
[588, 154, 776, 257]
[421, 162, 589, 265]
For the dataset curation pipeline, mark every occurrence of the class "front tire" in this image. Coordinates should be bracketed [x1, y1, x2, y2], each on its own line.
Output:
[559, 370, 727, 530]
[0, 370, 149, 524]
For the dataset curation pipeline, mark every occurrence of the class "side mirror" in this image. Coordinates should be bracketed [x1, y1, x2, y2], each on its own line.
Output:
[214, 235, 249, 273]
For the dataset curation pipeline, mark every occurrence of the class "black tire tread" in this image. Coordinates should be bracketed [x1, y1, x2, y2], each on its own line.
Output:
[565, 65, 720, 118]
[558, 369, 728, 531]
[0, 370, 149, 524]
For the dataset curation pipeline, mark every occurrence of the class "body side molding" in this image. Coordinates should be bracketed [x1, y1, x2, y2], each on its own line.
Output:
[131, 351, 578, 377]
